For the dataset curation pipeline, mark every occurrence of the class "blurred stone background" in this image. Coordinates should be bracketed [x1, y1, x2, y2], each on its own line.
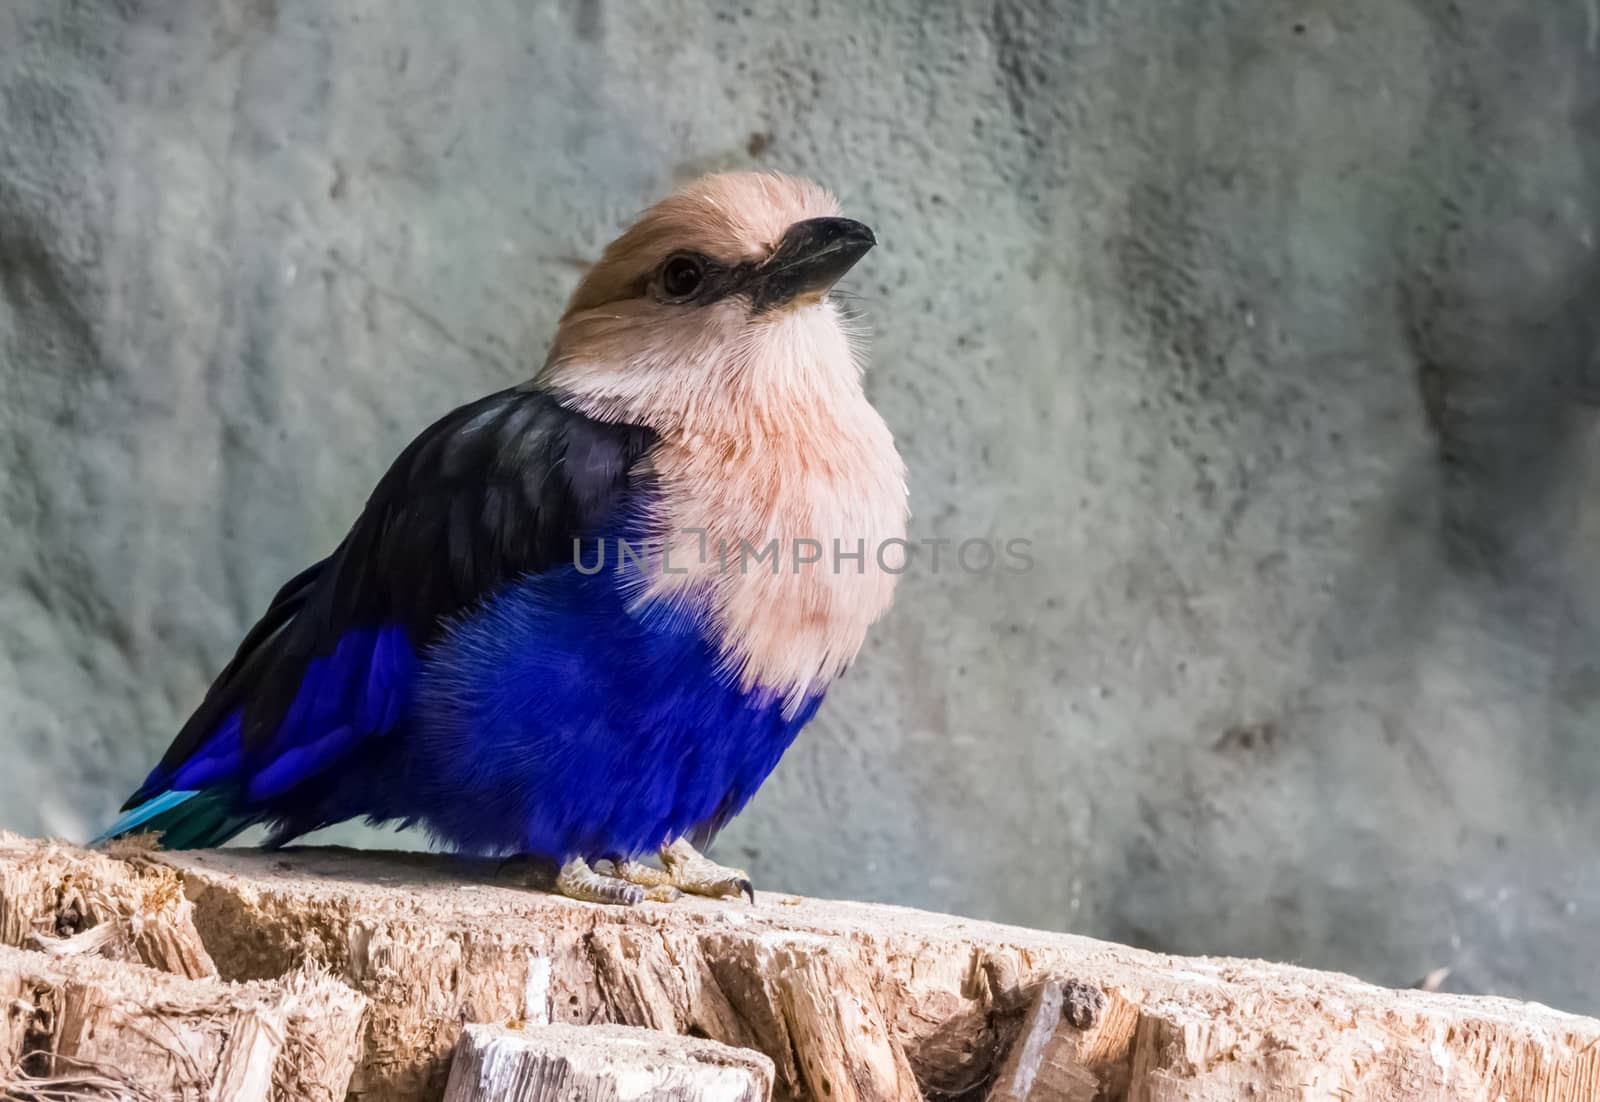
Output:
[3, 0, 1599, 1012]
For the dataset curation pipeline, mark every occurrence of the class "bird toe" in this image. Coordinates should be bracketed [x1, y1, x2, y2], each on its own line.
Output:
[555, 857, 650, 906]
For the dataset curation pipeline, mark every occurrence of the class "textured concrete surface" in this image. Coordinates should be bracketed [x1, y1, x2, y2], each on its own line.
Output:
[2, 1, 1598, 1012]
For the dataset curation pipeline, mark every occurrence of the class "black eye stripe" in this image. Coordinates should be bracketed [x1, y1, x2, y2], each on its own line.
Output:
[653, 252, 747, 305]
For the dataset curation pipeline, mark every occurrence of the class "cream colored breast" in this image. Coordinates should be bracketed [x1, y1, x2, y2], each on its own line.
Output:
[640, 393, 908, 708]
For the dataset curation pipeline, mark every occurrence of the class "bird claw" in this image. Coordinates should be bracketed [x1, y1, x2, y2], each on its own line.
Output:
[661, 839, 756, 903]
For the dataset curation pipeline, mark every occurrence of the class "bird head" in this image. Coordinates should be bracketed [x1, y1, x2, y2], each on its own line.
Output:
[540, 172, 876, 434]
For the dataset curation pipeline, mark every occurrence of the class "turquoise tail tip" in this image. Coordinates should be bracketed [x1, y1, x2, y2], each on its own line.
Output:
[90, 790, 200, 847]
[90, 788, 259, 850]
[90, 789, 257, 850]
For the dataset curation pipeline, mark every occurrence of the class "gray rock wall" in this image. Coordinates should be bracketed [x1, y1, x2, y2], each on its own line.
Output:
[2, 1, 1598, 1011]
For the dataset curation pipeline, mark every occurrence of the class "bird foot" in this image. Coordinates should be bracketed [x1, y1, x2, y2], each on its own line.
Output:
[608, 858, 683, 902]
[660, 838, 754, 903]
[551, 844, 753, 907]
[555, 857, 676, 906]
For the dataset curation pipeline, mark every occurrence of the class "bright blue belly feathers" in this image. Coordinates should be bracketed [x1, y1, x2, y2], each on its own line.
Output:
[413, 570, 821, 859]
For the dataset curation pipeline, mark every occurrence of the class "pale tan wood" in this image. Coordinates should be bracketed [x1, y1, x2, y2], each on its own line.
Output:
[759, 934, 921, 1102]
[986, 977, 1133, 1102]
[0, 833, 215, 979]
[0, 943, 366, 1101]
[986, 978, 1066, 1102]
[443, 1022, 774, 1102]
[210, 1007, 286, 1102]
[3, 832, 1599, 1102]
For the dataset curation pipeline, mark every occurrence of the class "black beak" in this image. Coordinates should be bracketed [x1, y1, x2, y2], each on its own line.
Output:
[751, 217, 876, 311]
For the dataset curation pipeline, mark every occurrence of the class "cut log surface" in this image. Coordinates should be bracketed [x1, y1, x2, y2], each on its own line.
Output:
[442, 1022, 775, 1102]
[0, 833, 216, 979]
[0, 943, 366, 1101]
[2, 832, 1598, 1102]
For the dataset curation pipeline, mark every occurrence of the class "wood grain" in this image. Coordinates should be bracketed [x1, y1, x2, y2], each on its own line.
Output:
[443, 1022, 774, 1102]
[2, 833, 1597, 1102]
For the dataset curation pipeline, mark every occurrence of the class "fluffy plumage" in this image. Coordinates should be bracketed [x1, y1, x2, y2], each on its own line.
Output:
[97, 172, 907, 867]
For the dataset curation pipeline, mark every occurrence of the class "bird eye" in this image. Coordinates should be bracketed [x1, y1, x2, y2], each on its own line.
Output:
[660, 254, 706, 299]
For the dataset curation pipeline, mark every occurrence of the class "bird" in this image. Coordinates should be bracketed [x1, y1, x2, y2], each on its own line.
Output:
[94, 172, 909, 905]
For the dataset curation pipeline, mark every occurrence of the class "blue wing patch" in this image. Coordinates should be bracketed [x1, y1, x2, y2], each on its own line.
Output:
[97, 624, 416, 848]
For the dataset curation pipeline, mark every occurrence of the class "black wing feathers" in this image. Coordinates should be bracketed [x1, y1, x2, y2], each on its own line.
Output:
[145, 388, 654, 789]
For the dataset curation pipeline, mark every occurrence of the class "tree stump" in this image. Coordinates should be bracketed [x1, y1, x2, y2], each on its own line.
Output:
[2, 832, 1597, 1101]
